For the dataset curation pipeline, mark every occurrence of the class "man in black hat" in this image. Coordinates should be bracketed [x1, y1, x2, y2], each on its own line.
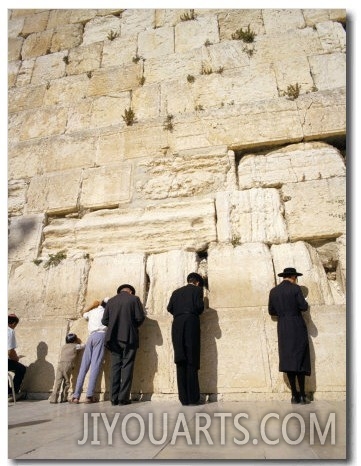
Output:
[268, 267, 311, 404]
[102, 285, 145, 405]
[167, 272, 205, 406]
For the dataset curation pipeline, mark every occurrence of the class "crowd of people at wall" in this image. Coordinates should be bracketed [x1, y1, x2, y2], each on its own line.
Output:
[8, 266, 311, 406]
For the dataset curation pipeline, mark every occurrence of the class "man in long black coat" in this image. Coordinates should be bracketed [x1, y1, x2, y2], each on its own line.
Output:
[167, 272, 205, 406]
[268, 267, 311, 404]
[102, 284, 145, 405]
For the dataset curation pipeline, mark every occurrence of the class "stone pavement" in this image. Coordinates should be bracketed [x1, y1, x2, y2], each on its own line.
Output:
[8, 398, 347, 462]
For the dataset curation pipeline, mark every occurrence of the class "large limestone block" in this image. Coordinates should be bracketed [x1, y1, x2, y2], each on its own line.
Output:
[8, 60, 21, 88]
[69, 9, 98, 24]
[205, 40, 250, 71]
[82, 15, 121, 45]
[207, 243, 274, 308]
[262, 9, 305, 34]
[309, 52, 346, 91]
[13, 58, 34, 87]
[66, 42, 103, 76]
[88, 64, 141, 96]
[138, 26, 174, 59]
[102, 35, 137, 68]
[31, 52, 67, 85]
[80, 163, 132, 209]
[8, 37, 23, 62]
[8, 140, 41, 180]
[8, 84, 45, 113]
[135, 146, 236, 200]
[43, 74, 90, 106]
[47, 9, 72, 30]
[96, 132, 125, 165]
[133, 316, 175, 396]
[21, 30, 54, 60]
[216, 189, 288, 244]
[282, 177, 346, 241]
[316, 20, 346, 52]
[270, 241, 335, 305]
[50, 23, 84, 53]
[41, 199, 217, 256]
[305, 305, 346, 393]
[175, 16, 219, 53]
[22, 10, 49, 35]
[254, 27, 323, 64]
[301, 9, 331, 27]
[14, 319, 68, 395]
[298, 88, 346, 139]
[273, 55, 314, 95]
[41, 133, 97, 172]
[120, 124, 171, 160]
[8, 180, 28, 216]
[8, 261, 47, 319]
[42, 257, 90, 317]
[199, 308, 272, 392]
[26, 169, 82, 214]
[145, 250, 199, 316]
[8, 17, 24, 38]
[8, 214, 44, 261]
[86, 253, 146, 304]
[120, 9, 155, 35]
[217, 9, 265, 40]
[132, 83, 161, 121]
[238, 142, 346, 189]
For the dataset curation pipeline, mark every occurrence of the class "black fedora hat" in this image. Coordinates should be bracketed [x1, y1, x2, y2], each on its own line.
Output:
[278, 267, 303, 277]
[117, 284, 136, 295]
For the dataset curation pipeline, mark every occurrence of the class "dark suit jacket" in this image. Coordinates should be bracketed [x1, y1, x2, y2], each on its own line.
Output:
[167, 284, 204, 367]
[102, 291, 145, 350]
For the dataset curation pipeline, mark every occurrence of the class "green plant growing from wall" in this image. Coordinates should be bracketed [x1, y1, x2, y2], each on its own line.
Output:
[285, 83, 301, 100]
[204, 39, 212, 47]
[138, 76, 146, 86]
[163, 114, 174, 131]
[195, 104, 204, 111]
[180, 9, 196, 21]
[132, 54, 143, 63]
[122, 107, 136, 126]
[63, 55, 69, 65]
[231, 24, 256, 43]
[216, 66, 224, 74]
[201, 63, 213, 75]
[87, 71, 93, 79]
[231, 235, 241, 247]
[187, 74, 195, 83]
[33, 259, 43, 266]
[107, 30, 119, 41]
[43, 250, 67, 270]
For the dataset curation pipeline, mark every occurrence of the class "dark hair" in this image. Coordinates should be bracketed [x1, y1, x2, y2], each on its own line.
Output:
[187, 273, 204, 287]
[66, 333, 77, 344]
[8, 314, 19, 325]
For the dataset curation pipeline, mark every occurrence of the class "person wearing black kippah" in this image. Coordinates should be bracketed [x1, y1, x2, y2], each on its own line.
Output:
[167, 273, 205, 406]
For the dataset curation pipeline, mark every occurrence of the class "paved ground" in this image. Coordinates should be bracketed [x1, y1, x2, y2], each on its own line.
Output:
[8, 398, 347, 463]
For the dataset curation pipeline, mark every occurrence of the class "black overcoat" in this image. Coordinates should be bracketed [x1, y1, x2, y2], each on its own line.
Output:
[167, 284, 204, 369]
[102, 291, 145, 351]
[268, 280, 311, 375]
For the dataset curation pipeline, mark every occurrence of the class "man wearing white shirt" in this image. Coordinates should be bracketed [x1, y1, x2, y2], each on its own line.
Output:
[8, 313, 26, 400]
[70, 298, 109, 404]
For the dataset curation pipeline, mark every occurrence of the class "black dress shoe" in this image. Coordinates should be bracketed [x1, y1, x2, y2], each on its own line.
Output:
[111, 400, 118, 406]
[119, 400, 132, 405]
[188, 400, 205, 406]
[291, 394, 300, 404]
[299, 395, 311, 404]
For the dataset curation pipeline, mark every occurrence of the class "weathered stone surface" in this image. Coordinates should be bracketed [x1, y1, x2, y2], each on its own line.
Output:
[309, 52, 346, 91]
[120, 9, 155, 35]
[8, 179, 28, 216]
[26, 170, 82, 214]
[80, 163, 132, 208]
[262, 9, 305, 33]
[86, 253, 146, 305]
[138, 26, 174, 59]
[88, 64, 142, 96]
[17, 106, 68, 141]
[282, 177, 346, 241]
[273, 55, 314, 95]
[31, 51, 67, 84]
[8, 84, 45, 113]
[207, 243, 275, 308]
[238, 142, 346, 189]
[21, 30, 53, 60]
[50, 23, 83, 53]
[216, 189, 288, 244]
[175, 16, 219, 53]
[13, 58, 34, 87]
[43, 74, 89, 106]
[270, 241, 336, 305]
[218, 9, 265, 40]
[135, 146, 236, 200]
[132, 83, 161, 121]
[8, 17, 24, 38]
[102, 35, 137, 68]
[41, 198, 217, 256]
[8, 140, 41, 180]
[316, 20, 346, 52]
[22, 10, 49, 35]
[82, 15, 121, 45]
[8, 60, 21, 87]
[66, 42, 103, 76]
[8, 214, 45, 261]
[145, 250, 199, 316]
[8, 37, 23, 62]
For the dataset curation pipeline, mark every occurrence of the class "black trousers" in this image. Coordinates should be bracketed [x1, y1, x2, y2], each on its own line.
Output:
[176, 362, 200, 405]
[8, 359, 26, 394]
[109, 342, 137, 403]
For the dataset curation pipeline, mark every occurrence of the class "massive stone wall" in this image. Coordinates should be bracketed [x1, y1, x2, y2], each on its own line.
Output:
[8, 9, 346, 400]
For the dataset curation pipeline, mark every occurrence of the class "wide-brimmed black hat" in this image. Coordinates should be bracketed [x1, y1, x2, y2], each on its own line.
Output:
[117, 284, 136, 295]
[278, 267, 303, 277]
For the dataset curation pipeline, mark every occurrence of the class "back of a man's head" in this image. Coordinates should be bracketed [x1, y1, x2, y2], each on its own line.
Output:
[187, 273, 204, 287]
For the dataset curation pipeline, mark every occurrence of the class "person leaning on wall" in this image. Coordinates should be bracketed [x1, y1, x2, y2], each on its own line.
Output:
[268, 267, 311, 404]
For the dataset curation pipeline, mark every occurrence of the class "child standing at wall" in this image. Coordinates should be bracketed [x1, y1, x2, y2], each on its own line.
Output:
[49, 333, 85, 403]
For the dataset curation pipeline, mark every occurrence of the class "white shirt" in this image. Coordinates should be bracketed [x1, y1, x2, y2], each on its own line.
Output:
[83, 305, 107, 334]
[8, 327, 17, 351]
